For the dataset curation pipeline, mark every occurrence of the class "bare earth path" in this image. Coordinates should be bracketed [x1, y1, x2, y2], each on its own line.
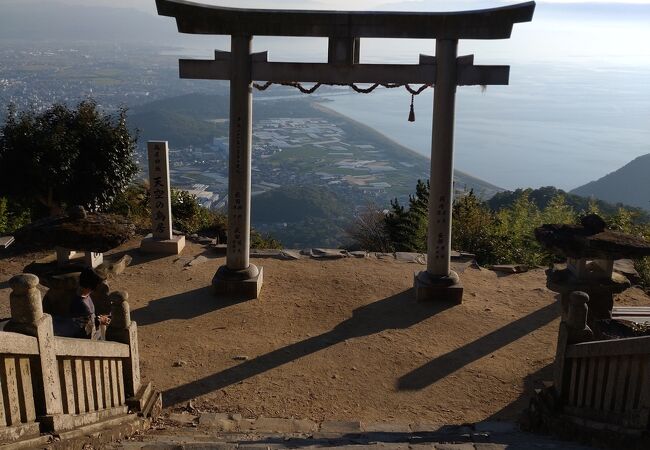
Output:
[1, 240, 649, 427]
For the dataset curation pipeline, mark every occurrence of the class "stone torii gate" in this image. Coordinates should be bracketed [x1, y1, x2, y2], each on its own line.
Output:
[156, 0, 535, 301]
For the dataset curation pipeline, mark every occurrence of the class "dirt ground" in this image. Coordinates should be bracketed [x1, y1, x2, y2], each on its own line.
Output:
[1, 239, 649, 426]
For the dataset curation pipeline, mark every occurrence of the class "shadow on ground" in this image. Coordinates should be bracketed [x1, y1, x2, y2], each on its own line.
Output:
[132, 285, 249, 326]
[163, 289, 455, 406]
[487, 363, 555, 422]
[397, 302, 559, 391]
[105, 248, 173, 269]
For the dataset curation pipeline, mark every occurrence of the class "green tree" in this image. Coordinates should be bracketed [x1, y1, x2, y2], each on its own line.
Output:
[541, 194, 576, 226]
[0, 100, 138, 215]
[385, 179, 429, 252]
[451, 191, 504, 264]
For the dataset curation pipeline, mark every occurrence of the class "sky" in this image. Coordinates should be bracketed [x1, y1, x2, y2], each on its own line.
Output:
[55, 0, 650, 13]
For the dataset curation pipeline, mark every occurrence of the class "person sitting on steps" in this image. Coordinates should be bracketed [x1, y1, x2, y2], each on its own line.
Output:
[54, 268, 111, 339]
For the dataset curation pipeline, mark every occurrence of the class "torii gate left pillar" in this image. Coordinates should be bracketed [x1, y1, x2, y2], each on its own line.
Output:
[156, 0, 535, 301]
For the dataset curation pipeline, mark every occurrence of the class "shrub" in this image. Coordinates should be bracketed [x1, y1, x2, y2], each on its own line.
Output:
[107, 184, 150, 231]
[170, 189, 227, 240]
[251, 231, 283, 250]
[345, 204, 391, 252]
[0, 196, 31, 235]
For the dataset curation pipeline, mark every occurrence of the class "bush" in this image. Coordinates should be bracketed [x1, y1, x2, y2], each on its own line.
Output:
[108, 183, 281, 248]
[451, 191, 505, 264]
[345, 204, 391, 252]
[251, 231, 282, 250]
[0, 196, 31, 235]
[605, 207, 650, 291]
[107, 184, 150, 231]
[170, 189, 227, 240]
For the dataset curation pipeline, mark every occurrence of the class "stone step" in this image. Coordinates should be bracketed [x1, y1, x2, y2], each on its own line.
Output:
[112, 418, 597, 450]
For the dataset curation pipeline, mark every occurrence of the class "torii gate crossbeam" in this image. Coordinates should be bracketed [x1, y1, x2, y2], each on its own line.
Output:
[156, 0, 535, 302]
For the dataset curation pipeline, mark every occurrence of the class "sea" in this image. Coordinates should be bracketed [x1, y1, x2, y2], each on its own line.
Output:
[321, 62, 650, 192]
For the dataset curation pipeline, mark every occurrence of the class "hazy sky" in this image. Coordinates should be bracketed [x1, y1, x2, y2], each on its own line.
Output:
[57, 0, 650, 13]
[108, 0, 646, 66]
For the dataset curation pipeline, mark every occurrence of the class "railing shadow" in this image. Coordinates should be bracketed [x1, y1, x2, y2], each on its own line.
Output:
[164, 289, 454, 405]
[397, 302, 559, 391]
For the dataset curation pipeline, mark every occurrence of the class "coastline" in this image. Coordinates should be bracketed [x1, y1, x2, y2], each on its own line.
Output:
[312, 100, 504, 193]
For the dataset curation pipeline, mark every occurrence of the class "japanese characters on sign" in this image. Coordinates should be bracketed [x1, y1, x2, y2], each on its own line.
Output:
[147, 141, 173, 240]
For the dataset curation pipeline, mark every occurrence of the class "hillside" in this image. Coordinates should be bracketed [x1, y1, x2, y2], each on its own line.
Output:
[489, 186, 648, 218]
[251, 186, 352, 248]
[252, 186, 349, 224]
[571, 153, 650, 212]
[130, 109, 221, 148]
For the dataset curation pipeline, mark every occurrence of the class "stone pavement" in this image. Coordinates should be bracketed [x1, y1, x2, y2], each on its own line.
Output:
[112, 415, 596, 450]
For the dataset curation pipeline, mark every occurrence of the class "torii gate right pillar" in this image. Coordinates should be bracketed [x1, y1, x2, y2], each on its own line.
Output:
[414, 39, 463, 304]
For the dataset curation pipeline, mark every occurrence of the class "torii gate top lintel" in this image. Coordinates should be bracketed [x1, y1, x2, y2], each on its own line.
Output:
[156, 0, 535, 40]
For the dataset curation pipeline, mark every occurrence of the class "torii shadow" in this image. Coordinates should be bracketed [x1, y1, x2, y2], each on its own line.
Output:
[163, 289, 454, 406]
[397, 301, 559, 391]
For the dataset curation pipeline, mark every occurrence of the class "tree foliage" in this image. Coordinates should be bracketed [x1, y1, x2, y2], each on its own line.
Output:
[0, 197, 31, 235]
[0, 100, 138, 215]
[347, 180, 650, 289]
[346, 204, 392, 252]
[384, 179, 429, 252]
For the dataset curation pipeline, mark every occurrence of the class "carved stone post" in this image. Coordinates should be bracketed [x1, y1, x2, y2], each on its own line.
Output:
[212, 34, 263, 300]
[7, 274, 64, 428]
[140, 141, 186, 255]
[105, 291, 140, 400]
[414, 38, 463, 304]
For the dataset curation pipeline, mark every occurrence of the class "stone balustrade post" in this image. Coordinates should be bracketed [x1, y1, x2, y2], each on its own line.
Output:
[9, 274, 43, 334]
[106, 291, 141, 400]
[7, 274, 64, 426]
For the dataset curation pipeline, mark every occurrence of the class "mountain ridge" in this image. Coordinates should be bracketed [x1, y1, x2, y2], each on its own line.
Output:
[571, 153, 650, 212]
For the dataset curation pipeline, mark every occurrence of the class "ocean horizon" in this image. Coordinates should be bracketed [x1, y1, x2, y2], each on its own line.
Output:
[321, 62, 650, 192]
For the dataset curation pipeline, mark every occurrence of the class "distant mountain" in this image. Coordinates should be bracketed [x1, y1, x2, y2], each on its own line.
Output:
[571, 154, 650, 212]
[489, 186, 648, 219]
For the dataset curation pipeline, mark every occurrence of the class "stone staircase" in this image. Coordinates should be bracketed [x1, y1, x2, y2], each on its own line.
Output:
[112, 414, 597, 450]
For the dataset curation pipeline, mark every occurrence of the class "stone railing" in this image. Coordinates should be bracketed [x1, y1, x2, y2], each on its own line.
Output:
[553, 291, 650, 431]
[0, 274, 159, 445]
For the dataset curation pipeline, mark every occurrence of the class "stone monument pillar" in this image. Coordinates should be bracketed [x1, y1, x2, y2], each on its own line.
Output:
[212, 34, 263, 300]
[413, 39, 463, 304]
[140, 140, 185, 254]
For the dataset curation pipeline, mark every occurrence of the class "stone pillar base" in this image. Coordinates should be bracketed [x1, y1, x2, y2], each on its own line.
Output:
[140, 235, 185, 255]
[413, 270, 463, 304]
[212, 264, 263, 300]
